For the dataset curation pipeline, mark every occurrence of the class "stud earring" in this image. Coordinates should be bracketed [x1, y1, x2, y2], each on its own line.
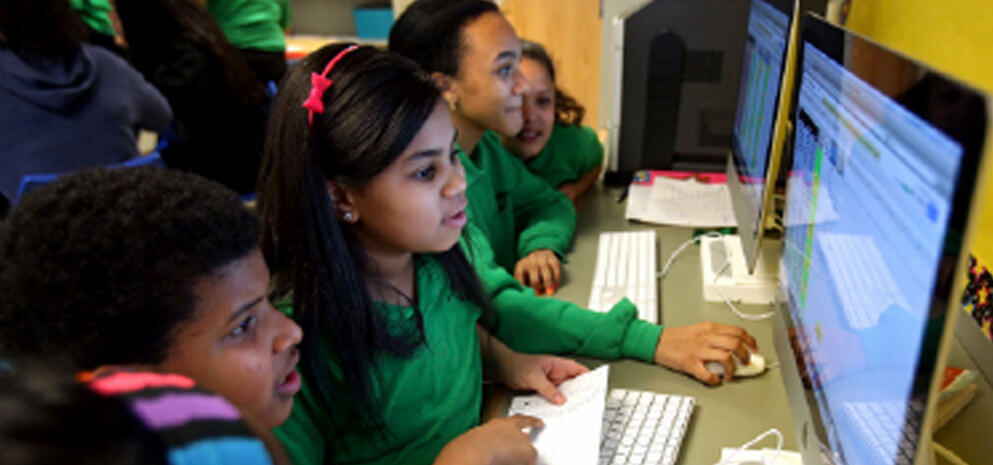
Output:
[343, 211, 354, 222]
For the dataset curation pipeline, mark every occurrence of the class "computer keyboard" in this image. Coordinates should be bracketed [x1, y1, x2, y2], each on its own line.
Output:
[589, 231, 659, 324]
[818, 232, 909, 330]
[600, 389, 695, 465]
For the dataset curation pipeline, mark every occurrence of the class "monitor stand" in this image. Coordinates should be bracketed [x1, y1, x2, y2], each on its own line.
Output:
[699, 234, 779, 305]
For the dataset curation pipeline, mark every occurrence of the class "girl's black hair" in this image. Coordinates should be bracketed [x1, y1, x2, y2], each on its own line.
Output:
[0, 0, 86, 59]
[113, 0, 266, 106]
[520, 39, 586, 126]
[388, 0, 499, 76]
[257, 44, 492, 433]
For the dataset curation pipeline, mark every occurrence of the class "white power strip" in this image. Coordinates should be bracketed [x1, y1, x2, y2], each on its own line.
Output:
[699, 235, 779, 305]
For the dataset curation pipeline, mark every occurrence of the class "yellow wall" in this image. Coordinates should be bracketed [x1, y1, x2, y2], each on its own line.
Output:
[845, 0, 993, 93]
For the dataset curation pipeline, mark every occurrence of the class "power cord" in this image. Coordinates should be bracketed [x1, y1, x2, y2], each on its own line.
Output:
[712, 258, 775, 321]
[659, 231, 774, 321]
[660, 232, 723, 279]
[716, 428, 784, 465]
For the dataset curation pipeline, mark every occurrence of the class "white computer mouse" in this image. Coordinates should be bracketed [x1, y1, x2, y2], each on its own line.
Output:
[705, 352, 767, 378]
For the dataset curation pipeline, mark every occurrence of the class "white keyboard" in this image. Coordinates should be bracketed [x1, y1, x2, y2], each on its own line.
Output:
[589, 231, 658, 324]
[818, 232, 909, 330]
[600, 389, 695, 465]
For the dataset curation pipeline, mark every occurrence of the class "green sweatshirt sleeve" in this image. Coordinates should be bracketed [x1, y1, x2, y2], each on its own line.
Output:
[477, 133, 577, 259]
[464, 223, 661, 362]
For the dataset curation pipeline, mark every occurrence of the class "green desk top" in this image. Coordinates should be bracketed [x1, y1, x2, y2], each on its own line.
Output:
[492, 184, 993, 465]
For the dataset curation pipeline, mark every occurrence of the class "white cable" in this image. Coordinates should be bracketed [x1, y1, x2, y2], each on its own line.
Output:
[713, 257, 775, 320]
[716, 428, 784, 465]
[660, 231, 722, 279]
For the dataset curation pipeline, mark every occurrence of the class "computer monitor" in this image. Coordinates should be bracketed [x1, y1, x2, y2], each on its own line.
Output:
[773, 14, 990, 465]
[725, 0, 797, 272]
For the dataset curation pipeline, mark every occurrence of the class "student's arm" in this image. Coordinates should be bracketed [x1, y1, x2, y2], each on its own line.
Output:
[557, 126, 605, 203]
[558, 165, 602, 203]
[465, 224, 757, 385]
[477, 325, 587, 405]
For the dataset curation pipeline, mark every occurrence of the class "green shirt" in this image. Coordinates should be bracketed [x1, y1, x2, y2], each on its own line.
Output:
[463, 223, 663, 362]
[273, 226, 663, 465]
[523, 124, 604, 188]
[463, 131, 576, 272]
[275, 255, 483, 465]
[70, 0, 115, 37]
[206, 0, 290, 52]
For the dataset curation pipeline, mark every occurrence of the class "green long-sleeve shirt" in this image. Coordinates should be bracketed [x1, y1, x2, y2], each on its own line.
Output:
[274, 255, 482, 465]
[522, 124, 604, 189]
[206, 0, 290, 52]
[273, 226, 663, 465]
[463, 130, 576, 273]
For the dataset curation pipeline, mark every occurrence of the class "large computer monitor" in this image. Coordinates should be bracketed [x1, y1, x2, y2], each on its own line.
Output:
[698, 0, 798, 305]
[773, 14, 991, 465]
[725, 0, 796, 270]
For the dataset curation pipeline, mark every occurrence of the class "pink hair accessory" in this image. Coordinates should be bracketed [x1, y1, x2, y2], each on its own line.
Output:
[302, 45, 359, 127]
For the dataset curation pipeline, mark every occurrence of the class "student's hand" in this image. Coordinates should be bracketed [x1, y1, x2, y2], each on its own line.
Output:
[514, 249, 561, 295]
[653, 322, 758, 385]
[500, 353, 588, 405]
[434, 415, 541, 465]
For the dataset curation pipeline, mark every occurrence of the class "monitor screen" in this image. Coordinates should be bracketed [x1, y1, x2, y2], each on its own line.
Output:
[778, 15, 989, 465]
[731, 0, 792, 235]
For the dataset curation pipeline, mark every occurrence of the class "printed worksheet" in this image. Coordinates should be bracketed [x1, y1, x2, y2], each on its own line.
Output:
[508, 365, 609, 465]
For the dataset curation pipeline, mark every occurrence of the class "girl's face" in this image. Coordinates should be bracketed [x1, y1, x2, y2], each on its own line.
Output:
[504, 57, 556, 160]
[343, 102, 468, 255]
[154, 248, 303, 428]
[447, 11, 528, 138]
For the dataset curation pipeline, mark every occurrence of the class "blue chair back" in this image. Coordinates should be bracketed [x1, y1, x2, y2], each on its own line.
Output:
[13, 153, 166, 203]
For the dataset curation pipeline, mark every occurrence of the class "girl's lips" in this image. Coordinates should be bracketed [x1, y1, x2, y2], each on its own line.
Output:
[444, 210, 468, 228]
[276, 369, 301, 396]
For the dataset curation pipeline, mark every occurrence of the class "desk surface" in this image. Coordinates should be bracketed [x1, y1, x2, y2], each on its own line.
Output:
[486, 184, 993, 465]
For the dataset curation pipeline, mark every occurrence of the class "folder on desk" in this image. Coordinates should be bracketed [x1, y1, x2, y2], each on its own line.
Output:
[625, 170, 736, 227]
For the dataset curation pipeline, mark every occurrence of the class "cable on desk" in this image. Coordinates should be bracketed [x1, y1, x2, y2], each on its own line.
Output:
[716, 428, 784, 465]
[659, 232, 723, 279]
[713, 258, 775, 321]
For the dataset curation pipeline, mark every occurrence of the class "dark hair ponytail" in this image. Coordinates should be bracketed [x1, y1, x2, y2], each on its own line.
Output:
[257, 44, 491, 433]
[520, 39, 586, 125]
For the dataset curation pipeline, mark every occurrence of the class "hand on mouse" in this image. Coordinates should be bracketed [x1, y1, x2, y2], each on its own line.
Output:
[652, 322, 758, 385]
[434, 415, 542, 465]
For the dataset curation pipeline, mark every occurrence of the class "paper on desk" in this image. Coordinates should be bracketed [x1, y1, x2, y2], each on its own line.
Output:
[716, 447, 803, 465]
[508, 365, 609, 465]
[625, 176, 735, 227]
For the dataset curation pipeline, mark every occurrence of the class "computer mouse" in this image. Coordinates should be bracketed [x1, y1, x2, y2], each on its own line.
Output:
[705, 352, 767, 378]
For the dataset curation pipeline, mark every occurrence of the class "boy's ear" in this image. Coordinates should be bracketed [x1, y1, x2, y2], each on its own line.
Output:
[431, 71, 459, 110]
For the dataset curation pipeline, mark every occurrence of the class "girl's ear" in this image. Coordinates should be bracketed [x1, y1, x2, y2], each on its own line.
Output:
[432, 71, 459, 111]
[325, 179, 358, 223]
